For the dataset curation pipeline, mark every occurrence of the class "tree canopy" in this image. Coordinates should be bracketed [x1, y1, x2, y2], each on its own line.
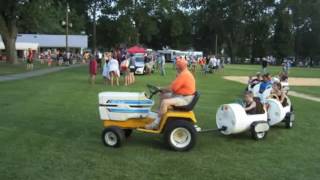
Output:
[1, 0, 320, 64]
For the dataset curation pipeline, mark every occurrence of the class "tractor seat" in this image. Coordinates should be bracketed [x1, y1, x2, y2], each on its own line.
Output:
[173, 91, 200, 111]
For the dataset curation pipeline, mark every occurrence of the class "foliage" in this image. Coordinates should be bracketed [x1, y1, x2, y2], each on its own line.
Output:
[1, 0, 320, 64]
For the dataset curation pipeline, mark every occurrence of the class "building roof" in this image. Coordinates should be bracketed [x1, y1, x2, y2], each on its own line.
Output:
[0, 34, 88, 49]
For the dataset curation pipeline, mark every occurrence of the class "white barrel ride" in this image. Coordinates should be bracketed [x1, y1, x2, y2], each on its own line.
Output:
[216, 103, 269, 140]
[266, 96, 294, 128]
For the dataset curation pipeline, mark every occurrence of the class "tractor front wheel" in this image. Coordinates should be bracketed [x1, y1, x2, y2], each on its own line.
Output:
[102, 126, 125, 148]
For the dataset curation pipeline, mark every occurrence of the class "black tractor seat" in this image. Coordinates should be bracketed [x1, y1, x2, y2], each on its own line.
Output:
[173, 91, 200, 111]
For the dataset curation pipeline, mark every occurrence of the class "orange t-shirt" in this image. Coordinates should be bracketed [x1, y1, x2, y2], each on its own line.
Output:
[171, 69, 196, 95]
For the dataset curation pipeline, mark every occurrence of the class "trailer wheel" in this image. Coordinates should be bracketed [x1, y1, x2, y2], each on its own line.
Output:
[124, 129, 133, 138]
[250, 122, 268, 140]
[251, 130, 267, 140]
[285, 113, 294, 129]
[164, 120, 196, 151]
[102, 126, 125, 148]
[285, 121, 293, 129]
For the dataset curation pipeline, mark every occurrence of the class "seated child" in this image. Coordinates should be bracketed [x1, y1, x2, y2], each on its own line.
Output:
[248, 72, 262, 88]
[259, 73, 272, 93]
[243, 91, 265, 114]
[271, 82, 288, 107]
[244, 91, 257, 114]
[279, 72, 288, 82]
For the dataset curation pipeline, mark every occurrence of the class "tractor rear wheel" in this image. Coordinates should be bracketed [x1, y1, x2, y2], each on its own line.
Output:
[164, 120, 196, 151]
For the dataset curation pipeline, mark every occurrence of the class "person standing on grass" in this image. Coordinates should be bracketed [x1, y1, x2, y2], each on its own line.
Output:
[120, 55, 130, 86]
[261, 57, 268, 73]
[199, 57, 206, 74]
[212, 55, 217, 73]
[102, 52, 110, 84]
[58, 51, 64, 66]
[128, 54, 136, 85]
[47, 50, 52, 67]
[190, 56, 197, 75]
[40, 51, 45, 64]
[160, 54, 166, 76]
[208, 55, 217, 73]
[216, 56, 221, 71]
[107, 52, 120, 86]
[26, 48, 34, 70]
[155, 54, 160, 72]
[66, 51, 71, 66]
[205, 55, 210, 74]
[89, 55, 97, 85]
[220, 57, 225, 72]
[96, 51, 102, 70]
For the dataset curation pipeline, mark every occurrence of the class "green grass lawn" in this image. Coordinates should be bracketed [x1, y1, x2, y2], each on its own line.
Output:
[0, 60, 49, 75]
[0, 65, 319, 180]
[290, 86, 320, 97]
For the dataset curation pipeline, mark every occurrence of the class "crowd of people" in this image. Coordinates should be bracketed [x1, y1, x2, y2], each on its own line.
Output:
[88, 50, 144, 86]
[170, 54, 225, 76]
[87, 49, 226, 86]
[24, 48, 84, 70]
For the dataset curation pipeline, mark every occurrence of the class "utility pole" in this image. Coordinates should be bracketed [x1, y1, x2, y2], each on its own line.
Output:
[61, 3, 72, 64]
[92, 0, 97, 54]
[215, 34, 218, 55]
[66, 3, 70, 53]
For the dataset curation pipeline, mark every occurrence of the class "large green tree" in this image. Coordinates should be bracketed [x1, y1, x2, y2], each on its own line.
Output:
[0, 0, 85, 64]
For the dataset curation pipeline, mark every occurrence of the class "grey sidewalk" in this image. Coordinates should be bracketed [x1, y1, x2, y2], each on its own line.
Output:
[0, 64, 84, 82]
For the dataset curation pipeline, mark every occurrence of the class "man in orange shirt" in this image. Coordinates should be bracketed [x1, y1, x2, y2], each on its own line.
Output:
[145, 57, 196, 130]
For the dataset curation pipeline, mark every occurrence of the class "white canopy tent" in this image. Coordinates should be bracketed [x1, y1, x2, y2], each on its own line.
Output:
[0, 42, 39, 50]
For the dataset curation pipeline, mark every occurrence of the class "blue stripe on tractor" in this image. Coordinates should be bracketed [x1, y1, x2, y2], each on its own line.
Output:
[108, 100, 153, 105]
[107, 108, 150, 113]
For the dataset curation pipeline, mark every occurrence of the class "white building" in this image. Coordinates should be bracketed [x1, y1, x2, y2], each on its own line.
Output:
[0, 33, 88, 51]
[0, 34, 88, 59]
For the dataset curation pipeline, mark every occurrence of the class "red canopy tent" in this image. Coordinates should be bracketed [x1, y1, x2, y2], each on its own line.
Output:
[127, 45, 146, 54]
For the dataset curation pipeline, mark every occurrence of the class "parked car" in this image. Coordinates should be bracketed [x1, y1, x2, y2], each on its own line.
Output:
[133, 54, 146, 75]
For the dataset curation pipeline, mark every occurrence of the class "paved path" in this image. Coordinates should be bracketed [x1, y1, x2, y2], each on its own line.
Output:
[0, 64, 84, 82]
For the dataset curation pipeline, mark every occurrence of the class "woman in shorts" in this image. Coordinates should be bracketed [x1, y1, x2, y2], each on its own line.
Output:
[107, 53, 120, 86]
[128, 54, 136, 85]
[26, 48, 34, 70]
[89, 55, 97, 85]
[120, 56, 130, 86]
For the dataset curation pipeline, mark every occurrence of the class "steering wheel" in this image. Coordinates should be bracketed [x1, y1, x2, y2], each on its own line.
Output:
[147, 84, 162, 99]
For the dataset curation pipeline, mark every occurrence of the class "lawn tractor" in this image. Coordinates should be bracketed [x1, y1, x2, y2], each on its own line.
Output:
[98, 84, 200, 151]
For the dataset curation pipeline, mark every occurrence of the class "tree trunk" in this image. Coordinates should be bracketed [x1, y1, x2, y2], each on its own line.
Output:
[2, 34, 18, 64]
[92, 0, 97, 53]
[227, 35, 236, 64]
[0, 2, 18, 64]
